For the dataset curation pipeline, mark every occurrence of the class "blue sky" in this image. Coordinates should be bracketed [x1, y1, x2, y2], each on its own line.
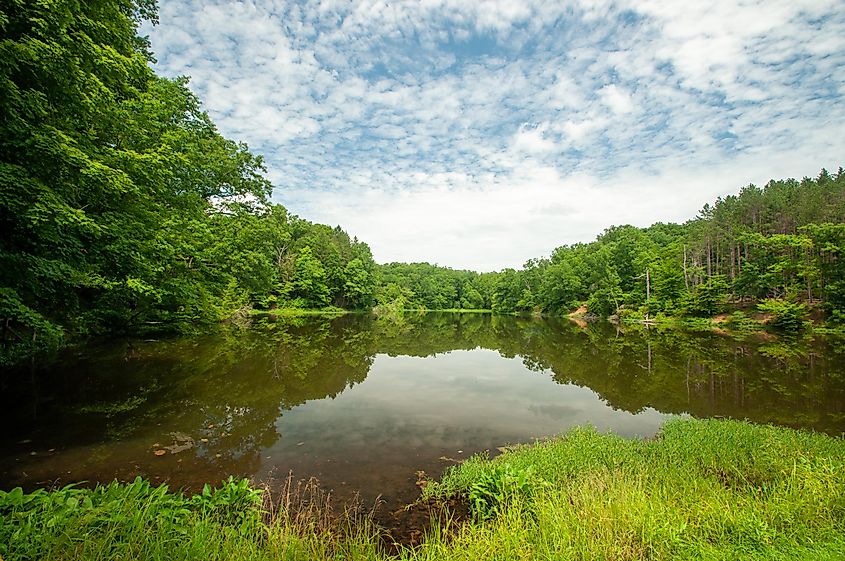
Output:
[147, 0, 845, 271]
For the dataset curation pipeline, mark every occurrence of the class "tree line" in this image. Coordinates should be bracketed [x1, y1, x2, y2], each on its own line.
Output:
[0, 0, 377, 362]
[371, 169, 845, 328]
[479, 171, 845, 324]
[2, 1, 843, 363]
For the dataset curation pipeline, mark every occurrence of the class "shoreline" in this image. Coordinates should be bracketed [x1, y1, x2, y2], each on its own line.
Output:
[3, 418, 843, 560]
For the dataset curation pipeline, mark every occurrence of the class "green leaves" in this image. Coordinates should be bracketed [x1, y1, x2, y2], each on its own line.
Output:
[1, 0, 382, 359]
[472, 170, 844, 324]
[292, 246, 331, 308]
[0, 476, 264, 560]
[757, 299, 807, 332]
[469, 464, 548, 522]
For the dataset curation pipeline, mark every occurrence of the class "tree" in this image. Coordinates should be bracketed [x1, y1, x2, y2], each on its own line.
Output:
[343, 258, 374, 309]
[291, 247, 330, 308]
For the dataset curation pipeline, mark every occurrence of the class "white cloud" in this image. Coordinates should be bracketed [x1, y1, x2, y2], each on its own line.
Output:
[599, 84, 634, 115]
[512, 123, 556, 153]
[145, 0, 845, 270]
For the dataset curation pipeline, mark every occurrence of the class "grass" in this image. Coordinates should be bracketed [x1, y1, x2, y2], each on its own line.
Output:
[0, 476, 385, 561]
[420, 419, 845, 560]
[426, 308, 492, 313]
[249, 306, 351, 317]
[2, 419, 844, 560]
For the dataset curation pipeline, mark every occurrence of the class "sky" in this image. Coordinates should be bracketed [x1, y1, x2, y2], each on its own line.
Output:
[146, 0, 845, 271]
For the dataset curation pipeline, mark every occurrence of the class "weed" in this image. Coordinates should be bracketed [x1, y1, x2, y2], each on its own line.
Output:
[468, 464, 546, 522]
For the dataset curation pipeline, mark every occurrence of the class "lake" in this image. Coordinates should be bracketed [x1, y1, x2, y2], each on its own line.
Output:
[2, 312, 844, 511]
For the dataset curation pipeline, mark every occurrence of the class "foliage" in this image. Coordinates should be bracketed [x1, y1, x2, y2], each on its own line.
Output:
[191, 476, 263, 530]
[757, 298, 807, 332]
[375, 263, 492, 311]
[0, 476, 263, 561]
[0, 1, 376, 362]
[468, 464, 546, 522]
[725, 310, 761, 332]
[462, 170, 845, 326]
[291, 246, 331, 308]
[687, 274, 729, 317]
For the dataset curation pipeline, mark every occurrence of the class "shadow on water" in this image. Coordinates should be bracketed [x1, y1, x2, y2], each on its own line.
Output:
[1, 312, 844, 529]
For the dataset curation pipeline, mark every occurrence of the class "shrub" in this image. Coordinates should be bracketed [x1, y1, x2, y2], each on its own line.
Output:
[757, 299, 807, 332]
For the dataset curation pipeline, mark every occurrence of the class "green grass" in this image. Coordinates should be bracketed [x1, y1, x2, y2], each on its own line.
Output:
[421, 419, 845, 560]
[2, 419, 844, 560]
[422, 308, 492, 313]
[250, 306, 351, 316]
[0, 476, 385, 561]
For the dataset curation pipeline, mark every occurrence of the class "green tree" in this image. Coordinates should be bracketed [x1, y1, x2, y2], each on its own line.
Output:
[343, 258, 373, 309]
[291, 247, 330, 308]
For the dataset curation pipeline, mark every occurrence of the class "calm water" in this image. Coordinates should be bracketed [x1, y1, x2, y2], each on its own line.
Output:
[2, 313, 844, 507]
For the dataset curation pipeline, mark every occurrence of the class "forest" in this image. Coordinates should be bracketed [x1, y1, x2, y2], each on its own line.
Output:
[481, 171, 845, 323]
[342, 168, 845, 331]
[373, 171, 845, 326]
[2, 0, 844, 365]
[0, 0, 380, 363]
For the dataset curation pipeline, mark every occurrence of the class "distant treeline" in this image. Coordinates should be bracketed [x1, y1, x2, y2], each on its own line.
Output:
[1, 1, 843, 363]
[484, 170, 845, 320]
[374, 170, 845, 324]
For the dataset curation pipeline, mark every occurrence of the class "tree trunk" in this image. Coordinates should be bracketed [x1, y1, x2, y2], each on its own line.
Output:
[730, 244, 736, 281]
[716, 239, 720, 275]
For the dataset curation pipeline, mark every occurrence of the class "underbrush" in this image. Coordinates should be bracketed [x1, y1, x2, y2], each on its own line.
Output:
[0, 476, 383, 561]
[2, 419, 843, 560]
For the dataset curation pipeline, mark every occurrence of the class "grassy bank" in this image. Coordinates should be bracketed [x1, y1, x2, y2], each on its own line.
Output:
[421, 419, 845, 560]
[2, 419, 843, 560]
[249, 306, 352, 317]
[0, 476, 383, 561]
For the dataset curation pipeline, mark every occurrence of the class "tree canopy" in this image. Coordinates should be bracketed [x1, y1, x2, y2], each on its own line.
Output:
[0, 1, 376, 362]
[479, 170, 845, 325]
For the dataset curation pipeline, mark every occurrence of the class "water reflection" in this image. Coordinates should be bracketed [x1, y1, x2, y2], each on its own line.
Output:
[1, 313, 843, 505]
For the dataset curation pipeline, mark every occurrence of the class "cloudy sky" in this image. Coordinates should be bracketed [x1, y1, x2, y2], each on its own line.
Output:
[147, 0, 845, 271]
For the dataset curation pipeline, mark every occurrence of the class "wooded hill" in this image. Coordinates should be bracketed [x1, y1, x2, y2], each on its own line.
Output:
[482, 170, 845, 322]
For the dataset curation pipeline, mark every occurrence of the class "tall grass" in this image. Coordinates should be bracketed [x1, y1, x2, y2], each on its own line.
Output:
[2, 419, 843, 560]
[0, 475, 384, 561]
[420, 418, 845, 560]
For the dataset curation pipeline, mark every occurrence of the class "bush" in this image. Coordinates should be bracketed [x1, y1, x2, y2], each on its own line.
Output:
[686, 275, 729, 317]
[0, 477, 262, 561]
[725, 310, 760, 332]
[0, 288, 65, 365]
[586, 288, 620, 318]
[757, 299, 807, 332]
